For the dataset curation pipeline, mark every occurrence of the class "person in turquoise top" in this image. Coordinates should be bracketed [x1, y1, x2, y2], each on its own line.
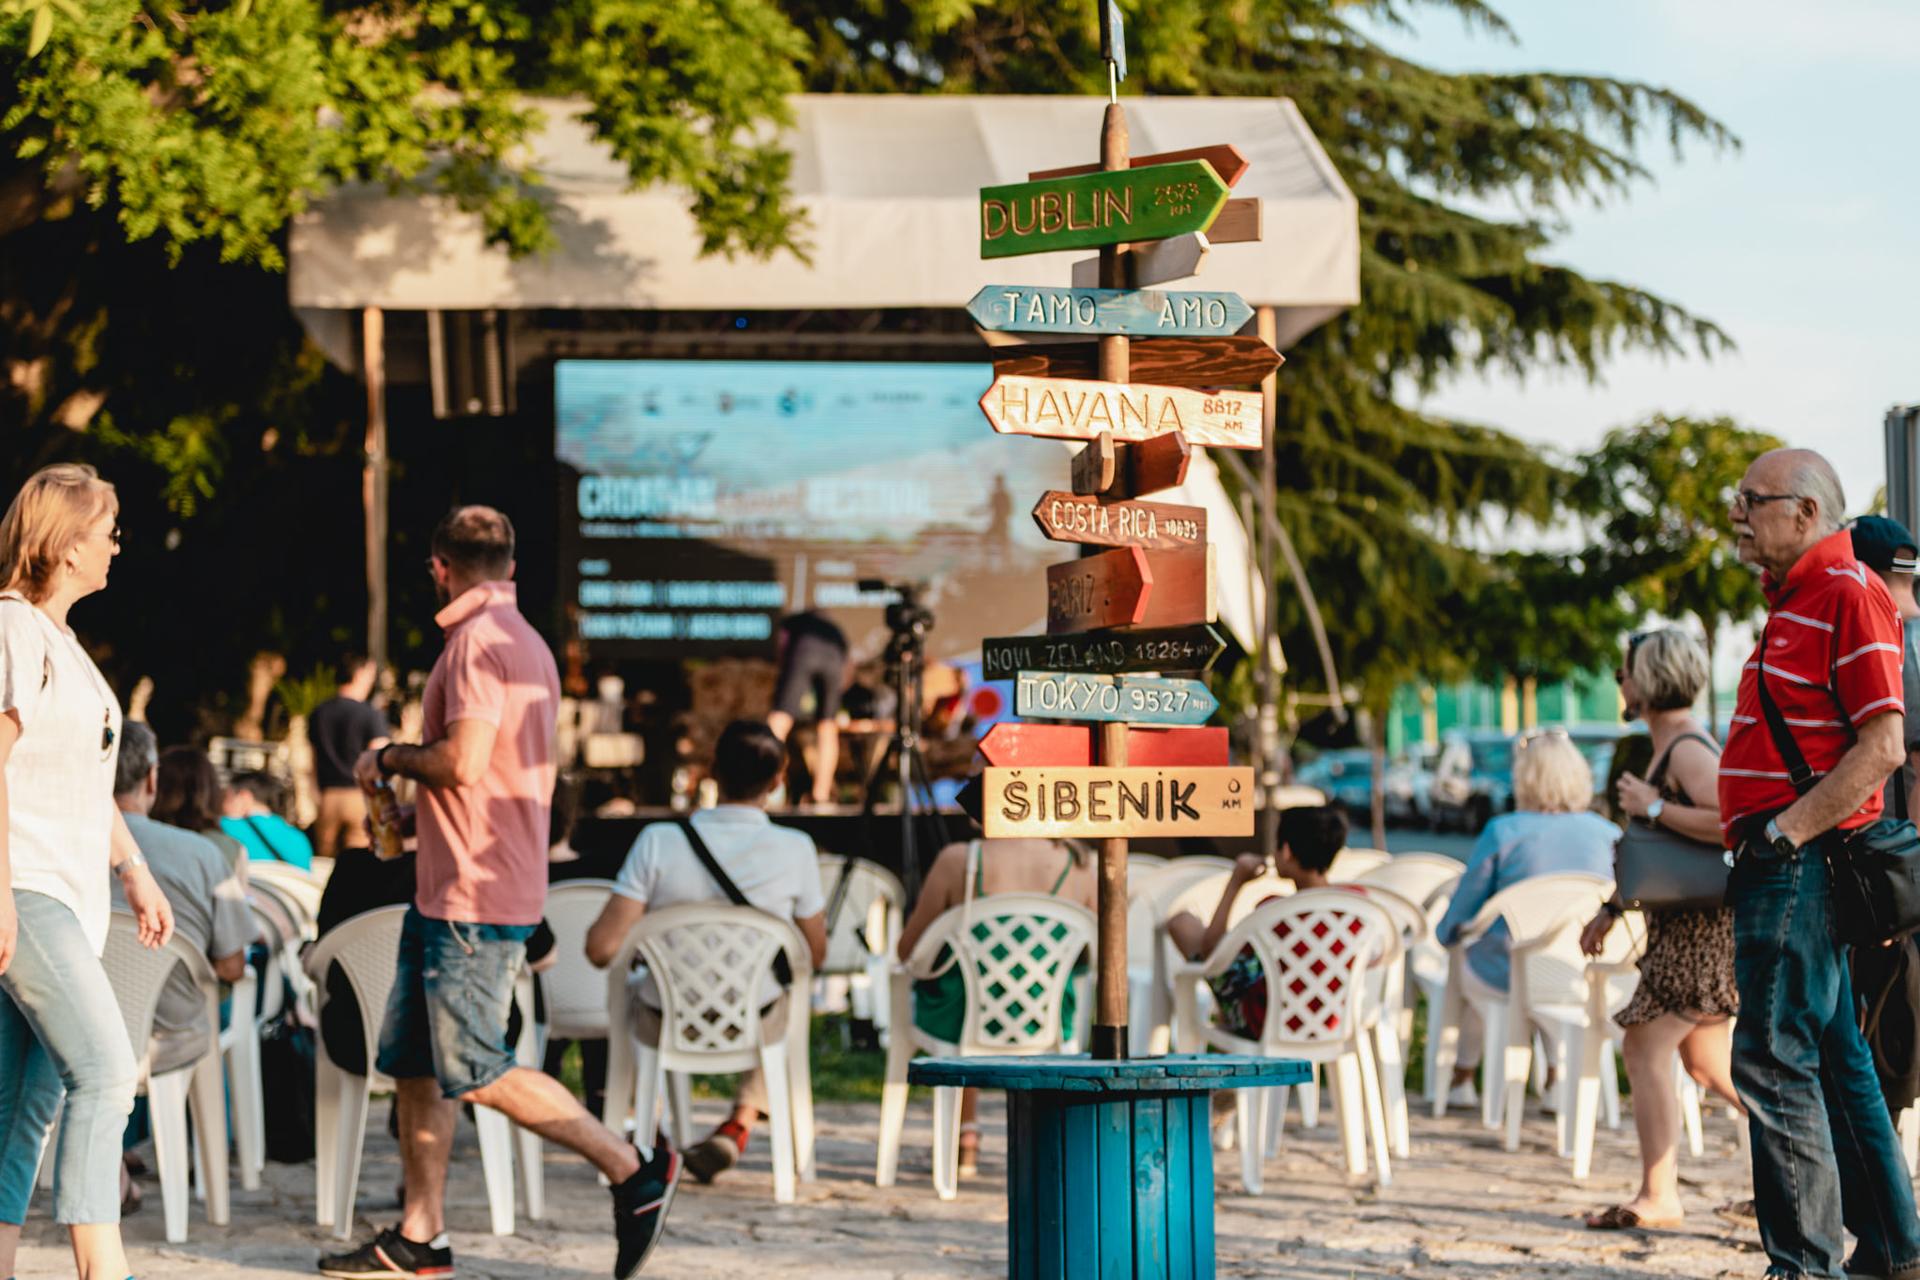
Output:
[897, 834, 1096, 1176]
[218, 770, 314, 871]
[1432, 728, 1619, 1102]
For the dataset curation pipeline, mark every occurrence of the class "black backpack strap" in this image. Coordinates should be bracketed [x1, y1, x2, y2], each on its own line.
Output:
[677, 819, 750, 907]
[1753, 618, 1824, 797]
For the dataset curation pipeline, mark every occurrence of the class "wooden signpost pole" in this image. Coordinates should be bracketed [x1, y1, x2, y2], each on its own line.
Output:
[1090, 99, 1131, 1063]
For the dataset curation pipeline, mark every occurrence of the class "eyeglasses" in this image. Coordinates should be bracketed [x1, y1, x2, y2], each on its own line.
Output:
[101, 709, 115, 759]
[1732, 490, 1801, 515]
[1515, 726, 1570, 747]
[1615, 631, 1652, 685]
[86, 526, 122, 548]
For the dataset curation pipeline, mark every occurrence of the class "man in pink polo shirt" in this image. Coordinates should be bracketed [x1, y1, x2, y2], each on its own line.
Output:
[323, 507, 677, 1280]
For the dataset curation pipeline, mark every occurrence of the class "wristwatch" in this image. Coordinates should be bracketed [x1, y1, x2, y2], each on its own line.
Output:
[1763, 817, 1798, 858]
[115, 849, 147, 876]
[1646, 798, 1665, 827]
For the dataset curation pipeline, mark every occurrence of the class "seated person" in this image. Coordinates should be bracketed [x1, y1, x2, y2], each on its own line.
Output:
[220, 770, 315, 870]
[1432, 728, 1619, 1103]
[894, 830, 1097, 1176]
[110, 723, 255, 1205]
[1165, 805, 1368, 1041]
[586, 720, 828, 1186]
[152, 744, 249, 876]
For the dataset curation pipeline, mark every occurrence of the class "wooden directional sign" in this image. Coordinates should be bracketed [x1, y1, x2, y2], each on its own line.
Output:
[1031, 144, 1250, 190]
[1016, 672, 1220, 725]
[1135, 545, 1216, 629]
[979, 160, 1231, 260]
[982, 623, 1228, 679]
[981, 375, 1261, 450]
[1209, 197, 1262, 245]
[995, 337, 1281, 389]
[981, 766, 1255, 839]
[1073, 432, 1191, 499]
[1047, 547, 1149, 633]
[1072, 233, 1209, 289]
[978, 723, 1229, 769]
[1032, 491, 1206, 552]
[967, 286, 1253, 338]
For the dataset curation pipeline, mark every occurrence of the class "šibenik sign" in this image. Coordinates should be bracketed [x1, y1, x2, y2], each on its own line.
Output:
[979, 160, 1230, 259]
[966, 286, 1253, 338]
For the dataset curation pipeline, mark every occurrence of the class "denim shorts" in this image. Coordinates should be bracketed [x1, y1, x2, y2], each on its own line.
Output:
[375, 907, 534, 1098]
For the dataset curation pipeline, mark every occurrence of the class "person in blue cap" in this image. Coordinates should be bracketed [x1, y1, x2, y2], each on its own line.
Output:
[1850, 514, 1920, 816]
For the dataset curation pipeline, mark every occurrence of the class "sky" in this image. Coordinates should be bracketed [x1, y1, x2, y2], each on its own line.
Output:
[1353, 0, 1920, 514]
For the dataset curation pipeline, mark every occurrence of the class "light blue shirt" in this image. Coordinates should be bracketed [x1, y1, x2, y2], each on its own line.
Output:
[220, 812, 314, 871]
[1434, 810, 1618, 991]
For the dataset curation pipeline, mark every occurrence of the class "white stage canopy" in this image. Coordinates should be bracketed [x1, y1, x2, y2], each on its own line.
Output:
[289, 94, 1357, 339]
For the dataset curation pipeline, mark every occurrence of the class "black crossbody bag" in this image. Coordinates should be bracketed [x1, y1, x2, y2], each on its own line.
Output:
[1753, 619, 1920, 946]
[678, 819, 793, 987]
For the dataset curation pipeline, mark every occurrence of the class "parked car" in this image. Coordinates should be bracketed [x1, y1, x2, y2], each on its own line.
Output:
[1429, 730, 1515, 833]
[1294, 748, 1376, 815]
[1382, 744, 1439, 827]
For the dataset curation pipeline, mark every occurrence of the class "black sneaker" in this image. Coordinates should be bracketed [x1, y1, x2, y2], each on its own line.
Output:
[612, 1142, 682, 1279]
[318, 1226, 453, 1279]
[682, 1131, 740, 1185]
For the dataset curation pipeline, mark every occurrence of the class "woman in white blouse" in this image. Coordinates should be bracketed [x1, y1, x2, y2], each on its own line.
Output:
[0, 464, 173, 1280]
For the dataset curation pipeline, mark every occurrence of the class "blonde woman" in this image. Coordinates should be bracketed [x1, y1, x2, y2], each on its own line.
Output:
[1432, 728, 1619, 1101]
[0, 464, 173, 1280]
[1581, 629, 1744, 1232]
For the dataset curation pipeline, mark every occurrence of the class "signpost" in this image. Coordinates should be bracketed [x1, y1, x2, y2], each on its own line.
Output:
[1071, 231, 1210, 289]
[980, 765, 1255, 839]
[1070, 431, 1191, 499]
[1030, 143, 1250, 189]
[980, 374, 1262, 450]
[979, 160, 1230, 260]
[1030, 490, 1207, 552]
[996, 337, 1282, 389]
[1014, 671, 1220, 725]
[1045, 546, 1149, 632]
[982, 623, 1228, 678]
[965, 285, 1254, 338]
[978, 722, 1228, 768]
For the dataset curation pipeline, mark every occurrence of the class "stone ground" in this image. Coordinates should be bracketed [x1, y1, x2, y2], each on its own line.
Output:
[15, 1088, 1774, 1279]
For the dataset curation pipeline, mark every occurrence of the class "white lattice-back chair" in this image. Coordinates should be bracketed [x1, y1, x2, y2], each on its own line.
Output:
[1429, 872, 1614, 1145]
[1328, 848, 1394, 882]
[1171, 890, 1402, 1191]
[306, 906, 539, 1238]
[814, 855, 906, 1035]
[100, 911, 229, 1243]
[604, 903, 815, 1202]
[875, 894, 1095, 1200]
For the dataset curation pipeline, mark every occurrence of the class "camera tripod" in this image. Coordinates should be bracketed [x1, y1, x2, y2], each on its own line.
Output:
[850, 619, 951, 906]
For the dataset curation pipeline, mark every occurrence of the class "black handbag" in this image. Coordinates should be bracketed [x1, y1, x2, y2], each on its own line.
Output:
[1613, 735, 1729, 911]
[1753, 620, 1920, 946]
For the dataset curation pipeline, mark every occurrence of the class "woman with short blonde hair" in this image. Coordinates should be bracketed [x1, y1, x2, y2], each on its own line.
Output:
[0, 463, 174, 1280]
[1430, 726, 1620, 1104]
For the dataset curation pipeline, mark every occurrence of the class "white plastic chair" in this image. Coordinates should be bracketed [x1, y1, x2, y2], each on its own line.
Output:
[1352, 884, 1427, 1158]
[1127, 857, 1238, 1056]
[306, 907, 539, 1238]
[815, 855, 906, 1035]
[248, 874, 318, 946]
[1327, 848, 1394, 882]
[1429, 872, 1615, 1151]
[1171, 890, 1401, 1190]
[246, 863, 324, 926]
[603, 903, 815, 1203]
[101, 911, 230, 1244]
[876, 894, 1095, 1200]
[222, 962, 265, 1192]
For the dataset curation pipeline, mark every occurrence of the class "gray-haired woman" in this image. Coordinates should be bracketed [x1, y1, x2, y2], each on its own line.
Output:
[0, 464, 174, 1280]
[1581, 628, 1745, 1232]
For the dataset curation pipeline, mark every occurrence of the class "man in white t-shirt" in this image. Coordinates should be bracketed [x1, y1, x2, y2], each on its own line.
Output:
[586, 720, 827, 1185]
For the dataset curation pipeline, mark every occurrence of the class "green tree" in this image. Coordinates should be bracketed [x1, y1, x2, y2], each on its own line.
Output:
[1577, 415, 1783, 727]
[789, 0, 1735, 723]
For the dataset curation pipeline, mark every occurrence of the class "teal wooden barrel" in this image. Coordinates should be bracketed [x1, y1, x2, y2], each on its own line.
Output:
[908, 1054, 1309, 1279]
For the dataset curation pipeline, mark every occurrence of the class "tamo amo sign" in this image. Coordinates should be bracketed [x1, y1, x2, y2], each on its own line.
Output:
[967, 286, 1254, 338]
[981, 766, 1255, 839]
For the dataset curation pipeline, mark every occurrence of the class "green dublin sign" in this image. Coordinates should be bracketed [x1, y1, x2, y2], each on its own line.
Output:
[979, 159, 1229, 260]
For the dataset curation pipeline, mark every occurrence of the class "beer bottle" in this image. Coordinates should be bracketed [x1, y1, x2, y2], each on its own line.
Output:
[367, 777, 407, 861]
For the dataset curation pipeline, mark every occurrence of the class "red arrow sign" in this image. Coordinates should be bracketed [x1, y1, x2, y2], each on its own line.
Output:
[1030, 144, 1250, 189]
[1136, 546, 1216, 629]
[1047, 546, 1151, 633]
[978, 724, 1229, 768]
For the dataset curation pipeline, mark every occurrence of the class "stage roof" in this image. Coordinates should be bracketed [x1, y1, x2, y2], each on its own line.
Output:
[289, 94, 1358, 341]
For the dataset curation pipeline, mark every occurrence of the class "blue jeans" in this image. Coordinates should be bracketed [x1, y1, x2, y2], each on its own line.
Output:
[0, 891, 138, 1226]
[375, 907, 533, 1099]
[1732, 839, 1920, 1278]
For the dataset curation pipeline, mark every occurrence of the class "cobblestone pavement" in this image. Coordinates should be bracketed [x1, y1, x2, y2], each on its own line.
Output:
[16, 1091, 1772, 1278]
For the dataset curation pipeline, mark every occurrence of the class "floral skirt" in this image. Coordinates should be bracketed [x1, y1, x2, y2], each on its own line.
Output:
[1615, 906, 1739, 1026]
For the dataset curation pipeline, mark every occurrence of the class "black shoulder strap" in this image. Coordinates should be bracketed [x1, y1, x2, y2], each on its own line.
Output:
[1754, 618, 1824, 797]
[678, 818, 750, 907]
[244, 815, 292, 863]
